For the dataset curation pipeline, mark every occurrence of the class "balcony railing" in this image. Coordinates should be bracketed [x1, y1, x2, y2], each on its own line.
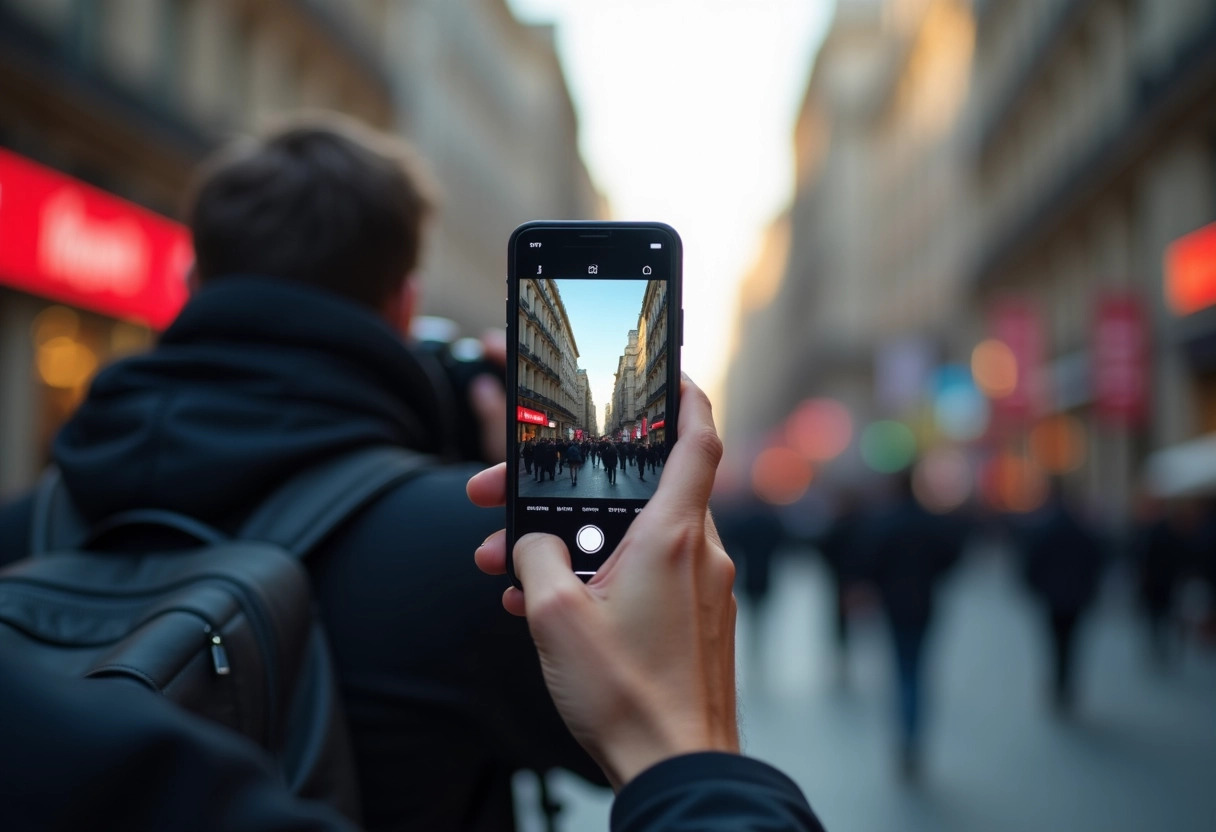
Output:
[643, 382, 667, 410]
[644, 343, 668, 380]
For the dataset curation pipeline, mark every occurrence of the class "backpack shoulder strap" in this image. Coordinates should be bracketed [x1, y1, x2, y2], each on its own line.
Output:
[30, 468, 89, 555]
[239, 446, 432, 559]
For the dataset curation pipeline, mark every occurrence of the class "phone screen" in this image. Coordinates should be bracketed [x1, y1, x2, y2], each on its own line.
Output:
[507, 223, 681, 579]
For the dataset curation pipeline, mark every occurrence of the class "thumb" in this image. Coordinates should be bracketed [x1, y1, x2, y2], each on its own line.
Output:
[515, 533, 588, 619]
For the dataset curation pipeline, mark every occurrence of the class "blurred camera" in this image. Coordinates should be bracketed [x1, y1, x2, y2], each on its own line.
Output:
[412, 317, 503, 463]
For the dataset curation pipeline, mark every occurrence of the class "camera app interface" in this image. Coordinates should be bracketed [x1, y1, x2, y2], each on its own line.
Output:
[515, 258, 673, 575]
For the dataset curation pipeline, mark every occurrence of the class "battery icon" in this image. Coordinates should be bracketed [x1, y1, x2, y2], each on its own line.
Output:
[650, 242, 662, 249]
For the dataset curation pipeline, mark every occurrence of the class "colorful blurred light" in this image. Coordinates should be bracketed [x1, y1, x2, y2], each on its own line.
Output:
[971, 339, 1018, 398]
[859, 421, 917, 473]
[1029, 414, 1087, 474]
[32, 305, 80, 346]
[36, 335, 98, 390]
[981, 451, 1048, 513]
[912, 448, 973, 513]
[785, 398, 853, 461]
[932, 365, 989, 441]
[751, 447, 814, 506]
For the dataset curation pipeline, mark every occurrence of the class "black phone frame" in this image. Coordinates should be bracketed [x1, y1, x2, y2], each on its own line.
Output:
[505, 221, 683, 588]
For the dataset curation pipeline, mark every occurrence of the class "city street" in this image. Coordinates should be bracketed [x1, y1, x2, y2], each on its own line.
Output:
[525, 543, 1216, 831]
[518, 462, 661, 499]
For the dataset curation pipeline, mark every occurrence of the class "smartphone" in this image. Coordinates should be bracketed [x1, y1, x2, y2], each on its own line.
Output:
[506, 221, 683, 585]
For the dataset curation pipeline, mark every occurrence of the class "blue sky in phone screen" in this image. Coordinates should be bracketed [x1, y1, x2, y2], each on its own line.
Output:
[552, 277, 647, 428]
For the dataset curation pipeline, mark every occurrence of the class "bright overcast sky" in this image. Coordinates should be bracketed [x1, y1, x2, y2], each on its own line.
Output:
[506, 0, 833, 408]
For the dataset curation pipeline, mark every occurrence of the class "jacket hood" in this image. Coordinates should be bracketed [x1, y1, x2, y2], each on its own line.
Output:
[54, 275, 453, 525]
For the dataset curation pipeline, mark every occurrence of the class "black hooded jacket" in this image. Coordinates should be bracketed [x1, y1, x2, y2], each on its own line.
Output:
[0, 276, 602, 830]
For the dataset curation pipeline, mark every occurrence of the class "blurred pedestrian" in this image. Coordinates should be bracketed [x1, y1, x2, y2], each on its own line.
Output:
[1019, 481, 1105, 716]
[1132, 498, 1197, 666]
[637, 443, 649, 482]
[817, 491, 865, 686]
[856, 471, 965, 782]
[715, 494, 785, 685]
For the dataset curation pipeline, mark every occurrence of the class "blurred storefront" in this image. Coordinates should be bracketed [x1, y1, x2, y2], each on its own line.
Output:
[0, 149, 188, 494]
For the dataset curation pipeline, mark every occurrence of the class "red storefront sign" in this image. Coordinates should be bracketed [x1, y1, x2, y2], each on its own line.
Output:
[650, 419, 665, 430]
[990, 298, 1044, 424]
[1165, 221, 1216, 316]
[1093, 293, 1148, 427]
[0, 148, 191, 329]
[517, 405, 547, 425]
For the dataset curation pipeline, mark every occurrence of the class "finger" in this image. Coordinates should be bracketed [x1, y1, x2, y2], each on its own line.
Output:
[475, 529, 507, 575]
[503, 586, 526, 617]
[648, 376, 723, 518]
[470, 376, 507, 463]
[513, 533, 587, 616]
[480, 329, 508, 367]
[467, 463, 507, 507]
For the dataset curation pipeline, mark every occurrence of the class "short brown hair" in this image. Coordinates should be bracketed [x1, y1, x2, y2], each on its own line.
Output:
[187, 113, 437, 308]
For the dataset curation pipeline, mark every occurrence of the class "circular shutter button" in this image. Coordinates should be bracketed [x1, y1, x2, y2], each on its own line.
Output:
[575, 524, 605, 554]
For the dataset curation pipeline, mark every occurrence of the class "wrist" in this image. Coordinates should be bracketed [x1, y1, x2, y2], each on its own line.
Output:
[597, 711, 741, 790]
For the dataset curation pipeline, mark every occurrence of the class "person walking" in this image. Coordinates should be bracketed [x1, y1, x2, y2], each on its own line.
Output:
[539, 440, 557, 482]
[1020, 483, 1105, 715]
[521, 439, 534, 477]
[857, 471, 966, 782]
[566, 441, 583, 486]
[637, 444, 649, 482]
[817, 492, 865, 686]
[602, 441, 618, 485]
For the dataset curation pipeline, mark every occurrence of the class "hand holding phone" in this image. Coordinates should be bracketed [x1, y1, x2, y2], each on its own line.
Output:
[505, 222, 683, 583]
[468, 376, 739, 789]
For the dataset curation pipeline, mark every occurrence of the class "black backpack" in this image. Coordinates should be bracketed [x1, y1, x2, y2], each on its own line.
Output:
[0, 446, 427, 822]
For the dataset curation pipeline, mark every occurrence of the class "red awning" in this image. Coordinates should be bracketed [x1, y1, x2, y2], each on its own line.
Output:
[517, 405, 547, 425]
[0, 149, 192, 328]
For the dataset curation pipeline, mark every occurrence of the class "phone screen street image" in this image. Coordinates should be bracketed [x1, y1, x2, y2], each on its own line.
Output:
[516, 276, 670, 500]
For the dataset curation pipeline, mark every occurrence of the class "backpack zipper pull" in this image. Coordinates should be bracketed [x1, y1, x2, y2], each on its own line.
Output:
[210, 633, 231, 676]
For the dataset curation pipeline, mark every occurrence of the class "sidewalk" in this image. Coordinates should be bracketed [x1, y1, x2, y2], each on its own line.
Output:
[529, 544, 1216, 831]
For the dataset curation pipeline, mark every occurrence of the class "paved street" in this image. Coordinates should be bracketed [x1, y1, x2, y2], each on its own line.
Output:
[521, 542, 1216, 831]
[518, 462, 661, 500]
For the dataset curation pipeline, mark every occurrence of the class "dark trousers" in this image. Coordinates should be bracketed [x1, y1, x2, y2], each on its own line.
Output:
[1049, 609, 1081, 707]
[890, 623, 928, 753]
